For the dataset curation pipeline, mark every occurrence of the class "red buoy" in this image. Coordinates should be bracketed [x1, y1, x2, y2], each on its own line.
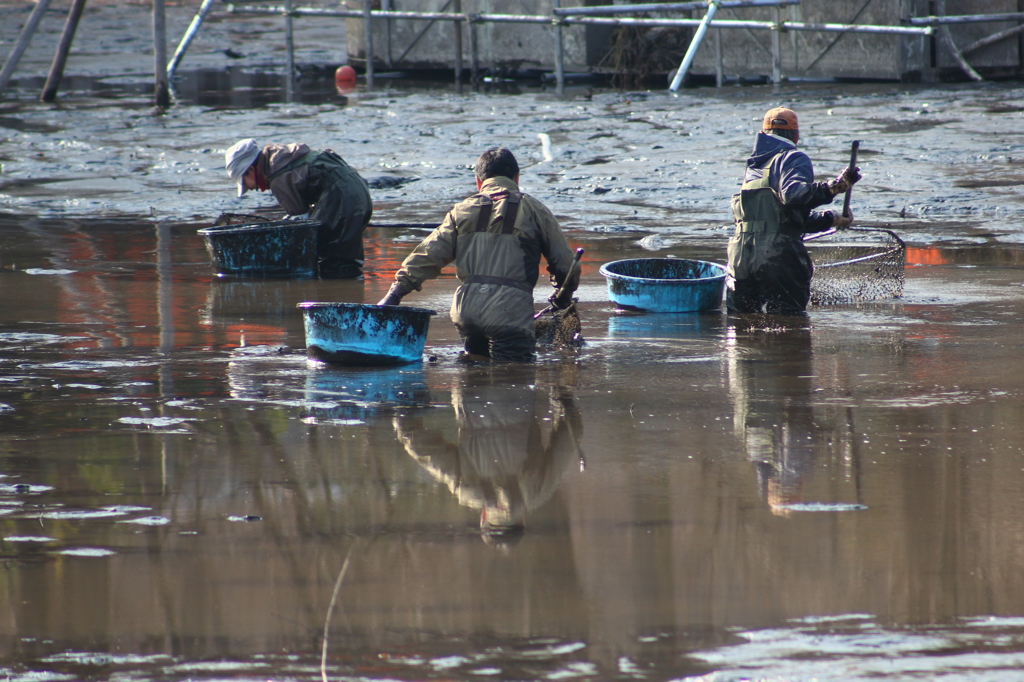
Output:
[334, 65, 357, 84]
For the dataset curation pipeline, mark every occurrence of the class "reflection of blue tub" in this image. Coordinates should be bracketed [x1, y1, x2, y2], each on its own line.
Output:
[198, 220, 319, 278]
[297, 302, 436, 366]
[302, 365, 430, 422]
[599, 258, 726, 312]
[608, 312, 709, 338]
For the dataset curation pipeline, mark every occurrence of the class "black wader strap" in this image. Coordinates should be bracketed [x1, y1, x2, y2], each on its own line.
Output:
[472, 191, 522, 233]
[501, 193, 521, 234]
[475, 198, 493, 232]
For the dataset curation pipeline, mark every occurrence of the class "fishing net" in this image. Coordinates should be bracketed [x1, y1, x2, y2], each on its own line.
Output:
[805, 226, 906, 305]
[535, 301, 584, 349]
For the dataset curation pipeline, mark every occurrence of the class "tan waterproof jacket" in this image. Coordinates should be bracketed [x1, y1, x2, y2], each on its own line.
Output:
[255, 143, 315, 215]
[395, 176, 578, 337]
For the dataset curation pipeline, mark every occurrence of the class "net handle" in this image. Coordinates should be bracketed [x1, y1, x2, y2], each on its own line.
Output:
[847, 225, 906, 249]
[843, 140, 859, 218]
[803, 228, 836, 242]
[804, 224, 906, 249]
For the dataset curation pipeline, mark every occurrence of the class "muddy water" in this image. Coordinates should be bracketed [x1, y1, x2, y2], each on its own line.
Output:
[1, 214, 1024, 680]
[4, 70, 1024, 679]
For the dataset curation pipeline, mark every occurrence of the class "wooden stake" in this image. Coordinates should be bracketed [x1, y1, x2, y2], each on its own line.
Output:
[153, 0, 171, 107]
[41, 0, 88, 102]
[0, 0, 53, 93]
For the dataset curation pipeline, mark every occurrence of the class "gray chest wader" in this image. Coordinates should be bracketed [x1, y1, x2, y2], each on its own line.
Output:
[454, 191, 538, 359]
[727, 153, 813, 313]
[730, 152, 801, 239]
[271, 151, 370, 278]
[458, 191, 532, 293]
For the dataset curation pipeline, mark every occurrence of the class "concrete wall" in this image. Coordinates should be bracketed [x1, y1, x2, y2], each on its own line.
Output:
[343, 0, 594, 73]
[344, 0, 1023, 81]
[679, 0, 1020, 81]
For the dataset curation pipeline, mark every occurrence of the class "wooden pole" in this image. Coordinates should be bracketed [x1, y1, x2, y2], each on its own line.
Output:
[41, 0, 88, 102]
[153, 0, 171, 107]
[0, 0, 53, 93]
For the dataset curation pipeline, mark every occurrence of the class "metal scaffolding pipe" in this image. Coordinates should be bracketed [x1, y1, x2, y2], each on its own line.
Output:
[469, 14, 479, 81]
[909, 13, 1024, 26]
[553, 0, 565, 93]
[453, 0, 462, 89]
[561, 16, 932, 34]
[167, 0, 216, 80]
[669, 0, 721, 91]
[363, 0, 373, 87]
[474, 13, 553, 24]
[780, 21, 932, 36]
[284, 0, 295, 97]
[961, 23, 1024, 56]
[770, 5, 781, 83]
[554, 0, 800, 16]
[224, 6, 929, 36]
[217, 1, 934, 91]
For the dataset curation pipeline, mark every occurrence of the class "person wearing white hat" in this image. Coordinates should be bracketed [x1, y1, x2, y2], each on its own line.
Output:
[224, 139, 373, 278]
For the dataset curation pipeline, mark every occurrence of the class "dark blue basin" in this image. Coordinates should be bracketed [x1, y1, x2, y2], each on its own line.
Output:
[198, 219, 319, 278]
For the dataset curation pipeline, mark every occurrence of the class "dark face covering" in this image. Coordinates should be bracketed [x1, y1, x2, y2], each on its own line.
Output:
[253, 163, 269, 192]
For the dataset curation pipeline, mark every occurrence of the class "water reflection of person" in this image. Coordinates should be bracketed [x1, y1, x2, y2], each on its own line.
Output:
[726, 316, 818, 514]
[393, 364, 583, 544]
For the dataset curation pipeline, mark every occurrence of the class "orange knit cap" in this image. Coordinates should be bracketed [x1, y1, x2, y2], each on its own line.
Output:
[762, 107, 798, 131]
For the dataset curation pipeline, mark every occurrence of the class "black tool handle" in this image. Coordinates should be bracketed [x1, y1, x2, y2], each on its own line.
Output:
[842, 140, 860, 218]
[534, 248, 584, 320]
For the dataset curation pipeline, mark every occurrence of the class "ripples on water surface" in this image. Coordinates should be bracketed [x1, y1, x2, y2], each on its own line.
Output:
[2, 218, 1024, 681]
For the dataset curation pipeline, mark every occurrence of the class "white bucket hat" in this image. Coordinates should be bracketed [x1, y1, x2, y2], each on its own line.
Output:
[225, 138, 260, 197]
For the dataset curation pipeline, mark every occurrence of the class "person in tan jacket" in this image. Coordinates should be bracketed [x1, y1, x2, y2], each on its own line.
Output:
[224, 139, 372, 278]
[378, 147, 579, 361]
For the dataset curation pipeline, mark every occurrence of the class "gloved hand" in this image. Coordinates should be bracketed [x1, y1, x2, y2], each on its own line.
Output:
[548, 287, 575, 311]
[377, 282, 409, 306]
[285, 212, 311, 221]
[827, 166, 862, 196]
[831, 210, 854, 229]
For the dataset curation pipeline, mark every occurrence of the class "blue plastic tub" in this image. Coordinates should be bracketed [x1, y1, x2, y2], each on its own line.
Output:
[297, 302, 436, 365]
[198, 219, 319, 278]
[599, 258, 726, 312]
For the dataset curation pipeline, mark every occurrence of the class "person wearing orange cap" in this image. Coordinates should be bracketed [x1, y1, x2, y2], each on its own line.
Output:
[727, 107, 861, 314]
